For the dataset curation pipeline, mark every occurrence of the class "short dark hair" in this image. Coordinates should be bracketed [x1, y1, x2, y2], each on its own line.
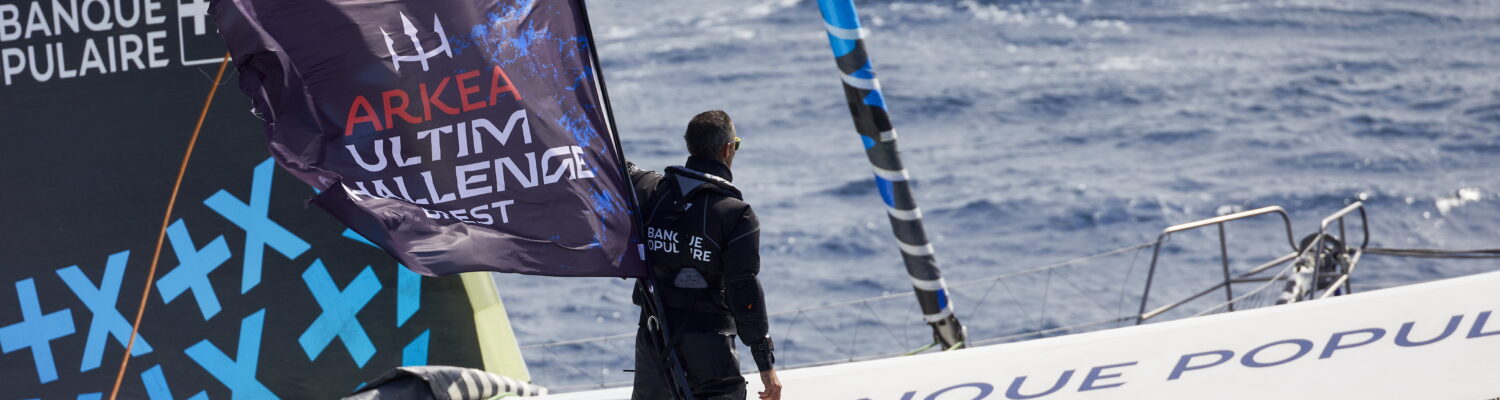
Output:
[684, 110, 735, 158]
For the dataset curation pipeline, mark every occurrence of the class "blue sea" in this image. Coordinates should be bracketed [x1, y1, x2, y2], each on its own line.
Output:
[494, 0, 1500, 390]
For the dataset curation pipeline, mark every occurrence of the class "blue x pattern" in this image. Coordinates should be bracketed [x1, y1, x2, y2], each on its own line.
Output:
[205, 158, 310, 294]
[0, 278, 75, 383]
[156, 219, 231, 321]
[299, 259, 382, 367]
[185, 309, 278, 399]
[141, 364, 209, 400]
[342, 229, 421, 327]
[56, 250, 152, 372]
[6, 158, 438, 394]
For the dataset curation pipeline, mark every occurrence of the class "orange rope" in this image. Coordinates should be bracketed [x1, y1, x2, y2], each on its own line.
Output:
[108, 52, 233, 400]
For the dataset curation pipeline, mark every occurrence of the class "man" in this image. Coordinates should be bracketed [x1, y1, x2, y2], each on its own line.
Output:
[629, 110, 782, 400]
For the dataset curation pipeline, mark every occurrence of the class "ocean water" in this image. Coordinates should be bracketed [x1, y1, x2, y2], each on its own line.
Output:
[494, 0, 1500, 390]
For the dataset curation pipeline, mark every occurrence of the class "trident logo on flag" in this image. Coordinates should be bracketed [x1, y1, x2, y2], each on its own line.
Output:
[379, 12, 453, 72]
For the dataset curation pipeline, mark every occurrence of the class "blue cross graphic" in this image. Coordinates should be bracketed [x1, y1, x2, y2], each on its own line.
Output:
[205, 158, 310, 294]
[395, 265, 421, 328]
[299, 259, 381, 367]
[56, 250, 153, 372]
[0, 278, 75, 384]
[402, 330, 430, 366]
[185, 309, 278, 399]
[342, 229, 421, 327]
[142, 364, 209, 400]
[157, 219, 231, 321]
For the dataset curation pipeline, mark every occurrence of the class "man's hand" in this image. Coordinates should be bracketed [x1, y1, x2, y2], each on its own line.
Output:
[758, 369, 782, 400]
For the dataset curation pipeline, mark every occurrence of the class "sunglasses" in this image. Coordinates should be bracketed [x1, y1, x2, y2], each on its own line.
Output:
[731, 136, 742, 150]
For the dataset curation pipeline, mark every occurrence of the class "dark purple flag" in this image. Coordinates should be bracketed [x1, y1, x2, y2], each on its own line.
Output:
[213, 0, 645, 277]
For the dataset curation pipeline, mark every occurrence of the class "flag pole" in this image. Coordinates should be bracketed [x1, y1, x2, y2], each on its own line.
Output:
[576, 1, 697, 398]
[814, 0, 968, 350]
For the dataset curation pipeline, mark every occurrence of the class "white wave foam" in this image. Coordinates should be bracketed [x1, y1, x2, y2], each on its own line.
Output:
[1435, 187, 1484, 216]
[1096, 56, 1168, 71]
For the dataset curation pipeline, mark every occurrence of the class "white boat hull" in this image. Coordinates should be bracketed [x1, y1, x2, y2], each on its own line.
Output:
[542, 269, 1500, 399]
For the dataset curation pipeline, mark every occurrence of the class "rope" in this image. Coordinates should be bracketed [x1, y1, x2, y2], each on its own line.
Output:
[965, 268, 1038, 332]
[520, 333, 634, 349]
[861, 300, 908, 349]
[1365, 247, 1500, 259]
[1039, 268, 1052, 329]
[108, 52, 232, 400]
[902, 342, 939, 356]
[996, 277, 1040, 331]
[519, 242, 1157, 350]
[1114, 245, 1145, 319]
[1191, 263, 1296, 318]
[948, 242, 1157, 289]
[1182, 245, 1500, 317]
[1052, 265, 1114, 316]
[970, 316, 1134, 347]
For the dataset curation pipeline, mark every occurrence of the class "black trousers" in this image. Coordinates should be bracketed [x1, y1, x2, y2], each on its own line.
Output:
[632, 319, 747, 400]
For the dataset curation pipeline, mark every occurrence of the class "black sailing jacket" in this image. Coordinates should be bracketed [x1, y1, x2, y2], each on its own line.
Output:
[628, 156, 775, 371]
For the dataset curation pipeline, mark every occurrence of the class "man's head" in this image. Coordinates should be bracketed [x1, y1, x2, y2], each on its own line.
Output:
[684, 110, 739, 167]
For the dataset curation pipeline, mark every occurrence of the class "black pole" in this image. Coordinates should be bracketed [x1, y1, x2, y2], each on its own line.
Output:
[575, 1, 696, 398]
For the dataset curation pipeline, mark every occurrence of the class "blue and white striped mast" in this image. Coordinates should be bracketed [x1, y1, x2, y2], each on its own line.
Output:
[816, 0, 967, 350]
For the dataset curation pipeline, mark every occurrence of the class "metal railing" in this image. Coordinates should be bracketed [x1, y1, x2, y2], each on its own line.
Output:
[526, 203, 1381, 391]
[1135, 202, 1373, 323]
[1312, 202, 1369, 300]
[1136, 206, 1297, 324]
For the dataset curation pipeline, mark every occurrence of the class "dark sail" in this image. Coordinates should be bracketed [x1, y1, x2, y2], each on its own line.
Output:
[0, 0, 525, 398]
[213, 0, 645, 278]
